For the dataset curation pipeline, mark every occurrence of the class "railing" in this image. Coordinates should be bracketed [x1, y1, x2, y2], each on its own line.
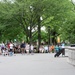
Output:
[65, 46, 75, 66]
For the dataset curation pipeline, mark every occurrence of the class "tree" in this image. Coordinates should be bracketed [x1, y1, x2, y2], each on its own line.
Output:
[0, 0, 74, 44]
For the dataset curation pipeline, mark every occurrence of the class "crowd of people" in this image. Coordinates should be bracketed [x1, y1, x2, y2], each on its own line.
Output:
[0, 41, 34, 56]
[0, 41, 65, 57]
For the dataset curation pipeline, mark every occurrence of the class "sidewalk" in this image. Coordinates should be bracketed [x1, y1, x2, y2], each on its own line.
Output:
[0, 53, 75, 75]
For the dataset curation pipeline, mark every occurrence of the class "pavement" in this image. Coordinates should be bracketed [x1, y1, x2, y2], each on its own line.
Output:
[0, 52, 75, 75]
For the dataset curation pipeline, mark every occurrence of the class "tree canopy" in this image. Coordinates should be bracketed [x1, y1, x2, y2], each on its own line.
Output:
[0, 0, 75, 44]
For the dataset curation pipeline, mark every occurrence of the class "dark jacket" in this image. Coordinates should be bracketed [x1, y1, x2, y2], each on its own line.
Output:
[20, 43, 25, 48]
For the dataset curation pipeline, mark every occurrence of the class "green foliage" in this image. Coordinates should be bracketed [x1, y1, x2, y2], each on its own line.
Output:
[0, 0, 75, 44]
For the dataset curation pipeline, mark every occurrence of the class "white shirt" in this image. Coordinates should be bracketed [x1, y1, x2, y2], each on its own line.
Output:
[31, 45, 34, 51]
[25, 44, 29, 50]
[44, 46, 48, 51]
[61, 43, 65, 48]
[10, 43, 13, 49]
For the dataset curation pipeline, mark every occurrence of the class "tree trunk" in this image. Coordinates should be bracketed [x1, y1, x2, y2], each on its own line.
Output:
[38, 16, 41, 53]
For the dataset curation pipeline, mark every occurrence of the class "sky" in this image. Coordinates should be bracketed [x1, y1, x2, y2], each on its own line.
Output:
[0, 0, 15, 3]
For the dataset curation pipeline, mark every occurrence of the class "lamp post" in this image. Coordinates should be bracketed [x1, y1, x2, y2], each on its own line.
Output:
[28, 26, 31, 50]
[48, 26, 50, 52]
[29, 6, 33, 52]
[37, 16, 43, 53]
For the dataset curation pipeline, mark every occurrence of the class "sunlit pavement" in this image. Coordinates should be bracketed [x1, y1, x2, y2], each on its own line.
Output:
[0, 52, 75, 75]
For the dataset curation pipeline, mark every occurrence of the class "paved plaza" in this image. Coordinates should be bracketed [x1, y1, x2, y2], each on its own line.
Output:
[0, 52, 75, 75]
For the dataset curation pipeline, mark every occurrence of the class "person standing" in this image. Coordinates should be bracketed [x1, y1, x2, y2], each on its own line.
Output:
[25, 43, 30, 54]
[44, 46, 48, 53]
[20, 41, 26, 54]
[31, 44, 34, 54]
[50, 44, 55, 53]
[0, 44, 2, 55]
[9, 42, 14, 56]
[61, 42, 65, 56]
[1, 42, 5, 50]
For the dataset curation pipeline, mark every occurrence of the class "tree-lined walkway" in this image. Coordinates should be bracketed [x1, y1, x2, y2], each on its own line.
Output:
[0, 53, 75, 75]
